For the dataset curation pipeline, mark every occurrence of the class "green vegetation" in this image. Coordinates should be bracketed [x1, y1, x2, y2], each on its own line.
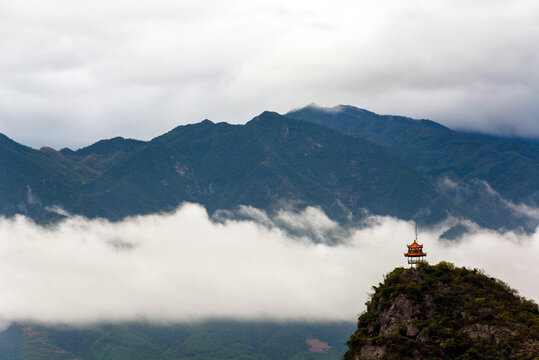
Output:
[287, 105, 539, 231]
[0, 321, 354, 360]
[287, 105, 539, 202]
[0, 112, 435, 224]
[345, 262, 539, 359]
[1, 106, 538, 230]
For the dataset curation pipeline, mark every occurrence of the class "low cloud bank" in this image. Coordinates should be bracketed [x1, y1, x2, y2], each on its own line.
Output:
[0, 203, 537, 326]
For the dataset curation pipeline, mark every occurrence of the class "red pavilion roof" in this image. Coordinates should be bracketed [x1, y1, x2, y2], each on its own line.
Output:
[404, 250, 427, 256]
[407, 240, 423, 248]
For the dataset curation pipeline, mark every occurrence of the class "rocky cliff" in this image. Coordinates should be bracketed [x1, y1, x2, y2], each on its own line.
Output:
[345, 262, 538, 359]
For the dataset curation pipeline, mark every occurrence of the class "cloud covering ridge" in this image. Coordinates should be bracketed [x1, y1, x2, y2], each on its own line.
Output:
[0, 203, 537, 326]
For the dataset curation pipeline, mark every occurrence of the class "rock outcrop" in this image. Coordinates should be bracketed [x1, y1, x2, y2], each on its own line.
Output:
[345, 262, 539, 359]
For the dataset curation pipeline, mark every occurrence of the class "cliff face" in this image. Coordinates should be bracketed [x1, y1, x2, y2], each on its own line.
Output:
[345, 262, 539, 360]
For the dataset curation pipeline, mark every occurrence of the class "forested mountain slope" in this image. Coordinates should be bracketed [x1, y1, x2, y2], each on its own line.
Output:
[287, 104, 539, 205]
[345, 262, 539, 359]
[1, 107, 538, 230]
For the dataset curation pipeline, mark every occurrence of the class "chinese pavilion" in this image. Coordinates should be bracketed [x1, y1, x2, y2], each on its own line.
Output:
[404, 225, 426, 266]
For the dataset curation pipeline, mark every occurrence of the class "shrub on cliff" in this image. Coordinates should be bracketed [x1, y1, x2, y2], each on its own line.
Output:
[345, 262, 538, 359]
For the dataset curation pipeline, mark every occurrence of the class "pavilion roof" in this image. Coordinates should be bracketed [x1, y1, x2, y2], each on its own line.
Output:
[404, 250, 427, 256]
[407, 240, 423, 248]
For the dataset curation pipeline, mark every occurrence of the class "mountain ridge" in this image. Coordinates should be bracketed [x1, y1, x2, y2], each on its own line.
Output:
[0, 321, 355, 360]
[0, 105, 538, 231]
[73, 111, 435, 221]
[286, 104, 539, 205]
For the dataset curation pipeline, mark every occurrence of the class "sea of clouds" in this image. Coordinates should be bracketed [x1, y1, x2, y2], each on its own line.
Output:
[0, 203, 537, 327]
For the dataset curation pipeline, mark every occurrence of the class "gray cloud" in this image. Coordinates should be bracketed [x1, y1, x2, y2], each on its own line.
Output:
[0, 0, 537, 148]
[0, 203, 537, 326]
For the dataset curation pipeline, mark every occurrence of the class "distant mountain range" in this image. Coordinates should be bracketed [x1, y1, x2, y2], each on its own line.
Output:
[1, 105, 538, 359]
[0, 321, 354, 360]
[287, 105, 539, 205]
[1, 105, 538, 232]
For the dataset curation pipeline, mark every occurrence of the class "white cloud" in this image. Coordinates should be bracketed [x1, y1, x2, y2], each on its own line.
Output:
[0, 203, 537, 326]
[436, 177, 539, 228]
[0, 0, 537, 148]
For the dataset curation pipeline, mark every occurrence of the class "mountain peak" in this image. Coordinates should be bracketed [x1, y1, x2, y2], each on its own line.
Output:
[245, 111, 289, 128]
[252, 110, 283, 120]
[290, 103, 376, 117]
[74, 136, 146, 156]
[345, 262, 539, 359]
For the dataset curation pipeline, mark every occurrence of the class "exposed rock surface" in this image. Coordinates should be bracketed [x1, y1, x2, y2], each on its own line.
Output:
[345, 262, 539, 359]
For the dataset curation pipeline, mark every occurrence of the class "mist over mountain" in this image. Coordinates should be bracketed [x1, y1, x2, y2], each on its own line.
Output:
[287, 104, 539, 231]
[1, 105, 538, 233]
[287, 104, 539, 204]
[1, 203, 537, 325]
[0, 202, 537, 359]
[2, 0, 537, 358]
[1, 105, 538, 359]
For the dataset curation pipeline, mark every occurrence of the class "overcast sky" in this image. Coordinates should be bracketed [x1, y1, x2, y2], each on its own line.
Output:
[1, 0, 538, 149]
